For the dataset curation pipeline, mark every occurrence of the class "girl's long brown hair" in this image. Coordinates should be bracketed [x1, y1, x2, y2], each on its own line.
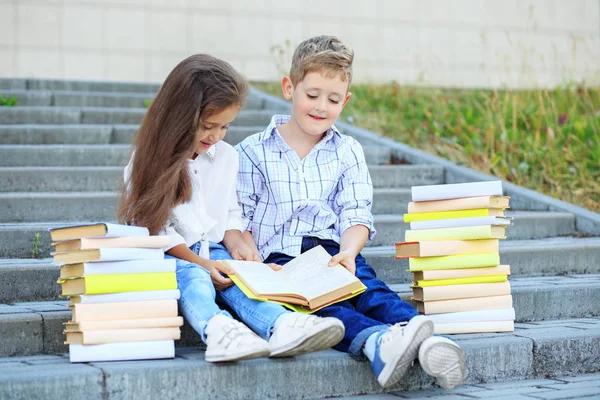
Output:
[118, 54, 248, 234]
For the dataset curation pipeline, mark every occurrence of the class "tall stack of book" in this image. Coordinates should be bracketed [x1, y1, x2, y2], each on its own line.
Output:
[396, 181, 515, 335]
[49, 223, 183, 362]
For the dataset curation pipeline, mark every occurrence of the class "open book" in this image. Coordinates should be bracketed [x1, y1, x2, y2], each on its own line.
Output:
[223, 246, 366, 313]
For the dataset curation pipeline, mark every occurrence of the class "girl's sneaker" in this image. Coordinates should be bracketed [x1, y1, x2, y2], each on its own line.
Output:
[204, 314, 270, 362]
[418, 336, 467, 390]
[371, 315, 434, 388]
[269, 313, 344, 357]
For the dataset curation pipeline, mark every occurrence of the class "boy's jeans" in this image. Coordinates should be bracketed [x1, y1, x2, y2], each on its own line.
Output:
[166, 241, 288, 342]
[264, 237, 419, 360]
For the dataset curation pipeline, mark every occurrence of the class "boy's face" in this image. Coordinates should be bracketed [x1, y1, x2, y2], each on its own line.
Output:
[282, 71, 352, 138]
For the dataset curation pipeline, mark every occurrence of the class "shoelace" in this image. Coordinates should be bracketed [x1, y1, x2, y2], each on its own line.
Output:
[379, 322, 407, 345]
[218, 321, 255, 345]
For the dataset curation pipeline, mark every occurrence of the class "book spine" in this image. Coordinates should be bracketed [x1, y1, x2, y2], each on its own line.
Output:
[409, 252, 500, 271]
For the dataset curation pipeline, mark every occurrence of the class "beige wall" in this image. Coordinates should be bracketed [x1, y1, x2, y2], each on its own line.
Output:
[1, 0, 599, 88]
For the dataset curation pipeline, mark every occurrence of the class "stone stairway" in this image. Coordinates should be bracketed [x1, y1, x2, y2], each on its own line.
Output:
[0, 78, 599, 399]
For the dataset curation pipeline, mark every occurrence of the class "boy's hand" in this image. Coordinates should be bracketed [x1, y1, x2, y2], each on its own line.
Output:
[208, 260, 235, 290]
[230, 242, 261, 262]
[328, 250, 357, 275]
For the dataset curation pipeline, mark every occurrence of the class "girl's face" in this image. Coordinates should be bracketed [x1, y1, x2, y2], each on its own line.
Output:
[194, 105, 240, 155]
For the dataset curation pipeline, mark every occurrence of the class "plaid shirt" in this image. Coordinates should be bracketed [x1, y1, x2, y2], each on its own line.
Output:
[236, 115, 376, 260]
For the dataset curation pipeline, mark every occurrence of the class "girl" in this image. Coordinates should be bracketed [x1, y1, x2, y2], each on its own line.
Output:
[119, 54, 344, 362]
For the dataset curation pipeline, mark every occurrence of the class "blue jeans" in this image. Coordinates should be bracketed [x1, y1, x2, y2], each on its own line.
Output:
[165, 242, 231, 342]
[264, 237, 419, 360]
[211, 242, 290, 340]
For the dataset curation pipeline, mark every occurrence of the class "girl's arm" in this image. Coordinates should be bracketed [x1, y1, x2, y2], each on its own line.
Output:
[166, 244, 235, 291]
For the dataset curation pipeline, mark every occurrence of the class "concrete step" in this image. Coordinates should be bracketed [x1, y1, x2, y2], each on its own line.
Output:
[338, 373, 600, 399]
[0, 107, 274, 126]
[0, 318, 598, 399]
[0, 77, 162, 93]
[0, 124, 260, 145]
[0, 144, 394, 167]
[365, 237, 600, 284]
[0, 90, 265, 110]
[0, 164, 443, 194]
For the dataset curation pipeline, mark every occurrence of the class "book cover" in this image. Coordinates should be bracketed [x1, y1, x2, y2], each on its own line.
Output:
[225, 245, 366, 311]
[69, 340, 175, 363]
[69, 289, 181, 305]
[426, 308, 515, 324]
[405, 225, 506, 242]
[433, 320, 515, 335]
[64, 316, 184, 332]
[395, 239, 499, 258]
[410, 216, 512, 230]
[412, 265, 511, 281]
[411, 181, 503, 202]
[415, 294, 513, 314]
[403, 208, 504, 223]
[408, 196, 510, 213]
[53, 235, 170, 252]
[49, 223, 149, 241]
[411, 281, 511, 301]
[65, 327, 181, 345]
[53, 248, 164, 265]
[408, 252, 501, 272]
[71, 299, 178, 322]
[59, 272, 177, 296]
[414, 274, 507, 287]
[60, 259, 176, 280]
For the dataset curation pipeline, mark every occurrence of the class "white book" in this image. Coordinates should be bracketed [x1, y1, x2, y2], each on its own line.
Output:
[412, 181, 503, 202]
[426, 308, 515, 324]
[410, 216, 513, 230]
[53, 247, 164, 265]
[69, 340, 175, 363]
[69, 289, 181, 305]
[60, 259, 176, 279]
[433, 320, 515, 335]
[49, 223, 149, 241]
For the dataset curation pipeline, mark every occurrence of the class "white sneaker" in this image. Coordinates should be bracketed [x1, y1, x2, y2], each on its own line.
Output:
[370, 315, 434, 388]
[418, 336, 467, 390]
[204, 314, 270, 362]
[269, 313, 344, 357]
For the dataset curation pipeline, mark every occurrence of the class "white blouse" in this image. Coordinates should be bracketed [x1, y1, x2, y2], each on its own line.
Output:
[124, 141, 243, 257]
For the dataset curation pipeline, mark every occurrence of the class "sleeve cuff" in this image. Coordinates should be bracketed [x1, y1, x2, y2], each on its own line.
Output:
[339, 217, 377, 243]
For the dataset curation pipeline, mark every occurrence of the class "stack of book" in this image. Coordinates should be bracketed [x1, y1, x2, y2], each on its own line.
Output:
[396, 181, 515, 334]
[50, 223, 182, 362]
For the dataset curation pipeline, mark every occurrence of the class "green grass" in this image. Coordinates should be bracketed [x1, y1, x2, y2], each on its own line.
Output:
[252, 82, 600, 213]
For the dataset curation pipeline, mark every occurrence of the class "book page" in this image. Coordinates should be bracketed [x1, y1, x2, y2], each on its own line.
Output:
[226, 260, 297, 295]
[280, 246, 359, 301]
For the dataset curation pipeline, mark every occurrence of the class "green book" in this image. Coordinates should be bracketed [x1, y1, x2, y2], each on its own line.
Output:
[409, 252, 500, 272]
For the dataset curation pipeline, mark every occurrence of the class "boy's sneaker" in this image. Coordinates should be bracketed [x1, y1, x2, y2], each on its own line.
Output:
[418, 336, 467, 390]
[371, 315, 434, 388]
[204, 314, 271, 362]
[269, 313, 344, 357]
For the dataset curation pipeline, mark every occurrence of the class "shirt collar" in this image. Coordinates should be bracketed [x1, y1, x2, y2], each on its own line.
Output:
[260, 115, 341, 145]
[189, 143, 217, 164]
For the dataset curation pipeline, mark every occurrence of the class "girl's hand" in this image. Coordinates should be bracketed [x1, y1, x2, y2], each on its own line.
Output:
[266, 263, 282, 271]
[230, 242, 261, 262]
[208, 260, 235, 290]
[328, 250, 357, 275]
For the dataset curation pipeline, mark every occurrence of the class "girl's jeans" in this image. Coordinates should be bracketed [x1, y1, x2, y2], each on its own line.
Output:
[165, 241, 289, 342]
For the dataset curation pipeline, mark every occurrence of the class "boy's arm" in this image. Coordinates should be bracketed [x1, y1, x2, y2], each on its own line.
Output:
[330, 139, 376, 274]
[235, 144, 264, 244]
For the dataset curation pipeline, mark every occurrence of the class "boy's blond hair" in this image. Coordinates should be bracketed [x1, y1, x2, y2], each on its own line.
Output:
[289, 35, 354, 87]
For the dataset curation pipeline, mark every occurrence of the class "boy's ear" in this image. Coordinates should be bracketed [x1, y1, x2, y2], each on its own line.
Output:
[281, 76, 294, 100]
[342, 91, 352, 107]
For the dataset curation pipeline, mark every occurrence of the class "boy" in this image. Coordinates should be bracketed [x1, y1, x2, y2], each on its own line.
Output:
[236, 35, 467, 390]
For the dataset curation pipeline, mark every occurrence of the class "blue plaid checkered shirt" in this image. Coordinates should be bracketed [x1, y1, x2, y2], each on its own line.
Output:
[235, 115, 376, 260]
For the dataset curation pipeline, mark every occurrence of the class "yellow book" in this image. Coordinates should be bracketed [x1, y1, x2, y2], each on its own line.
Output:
[405, 225, 506, 242]
[414, 274, 507, 287]
[408, 252, 500, 271]
[57, 272, 177, 296]
[404, 208, 504, 223]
